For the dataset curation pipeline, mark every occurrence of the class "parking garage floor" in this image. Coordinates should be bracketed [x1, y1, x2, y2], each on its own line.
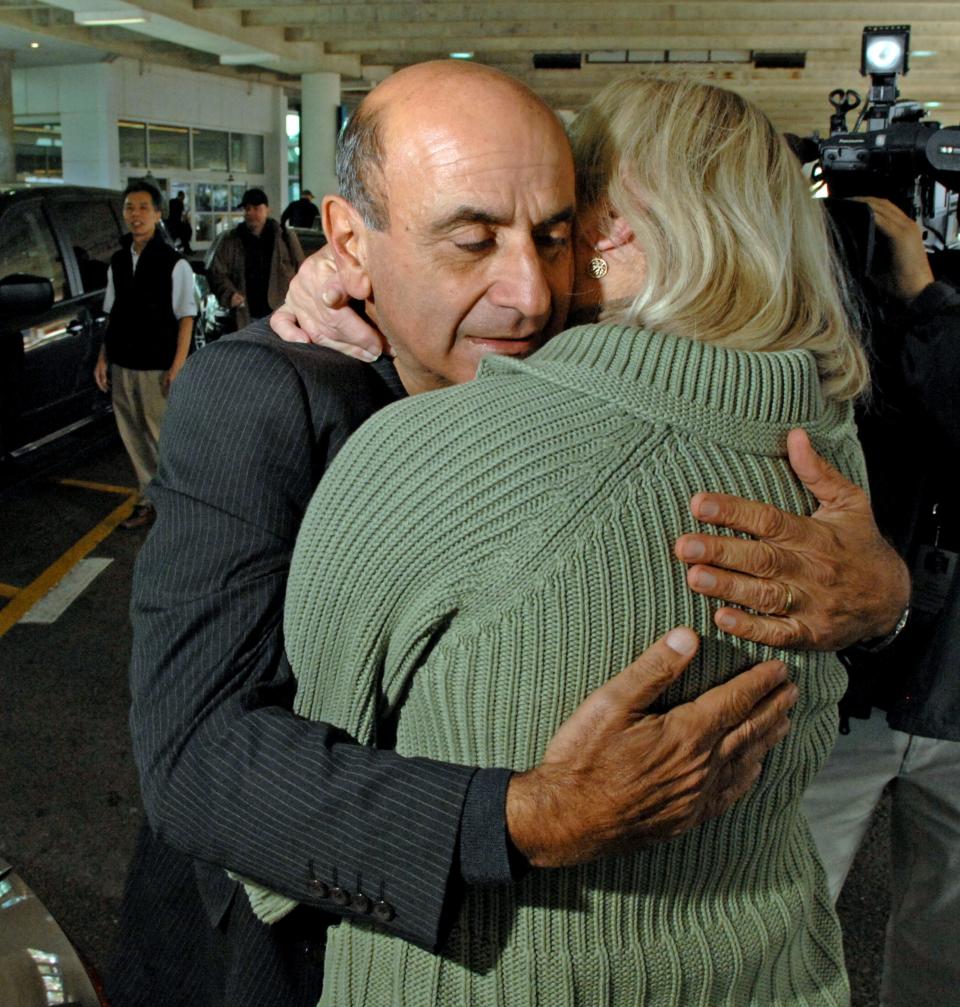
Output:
[0, 419, 891, 1004]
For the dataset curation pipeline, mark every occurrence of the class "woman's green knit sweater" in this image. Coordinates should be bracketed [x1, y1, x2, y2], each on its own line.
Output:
[275, 323, 866, 1006]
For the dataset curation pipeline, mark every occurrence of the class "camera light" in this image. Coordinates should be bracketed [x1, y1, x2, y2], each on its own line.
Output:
[866, 38, 903, 71]
[861, 25, 911, 76]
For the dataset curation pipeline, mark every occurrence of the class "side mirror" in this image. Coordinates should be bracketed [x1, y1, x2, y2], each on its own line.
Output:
[0, 274, 55, 318]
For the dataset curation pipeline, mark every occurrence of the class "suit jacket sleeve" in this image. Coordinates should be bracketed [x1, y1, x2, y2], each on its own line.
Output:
[129, 329, 479, 951]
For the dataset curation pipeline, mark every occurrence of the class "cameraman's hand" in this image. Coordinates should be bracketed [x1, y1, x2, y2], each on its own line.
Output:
[853, 196, 935, 302]
[271, 248, 389, 361]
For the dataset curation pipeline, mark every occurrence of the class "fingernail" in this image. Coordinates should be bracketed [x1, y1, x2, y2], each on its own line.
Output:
[680, 540, 705, 560]
[359, 349, 380, 363]
[665, 627, 698, 656]
[321, 290, 337, 306]
[691, 570, 716, 589]
[716, 612, 737, 631]
[698, 500, 720, 519]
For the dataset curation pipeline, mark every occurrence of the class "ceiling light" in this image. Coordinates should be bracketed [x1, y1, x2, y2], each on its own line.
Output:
[449, 52, 474, 60]
[912, 50, 937, 57]
[30, 41, 40, 48]
[74, 11, 149, 26]
[219, 52, 278, 65]
[925, 101, 943, 109]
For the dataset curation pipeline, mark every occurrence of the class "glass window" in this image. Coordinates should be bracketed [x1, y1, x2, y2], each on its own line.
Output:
[54, 199, 122, 294]
[0, 201, 67, 301]
[148, 123, 190, 170]
[286, 110, 301, 202]
[193, 128, 228, 171]
[196, 183, 230, 212]
[14, 122, 62, 181]
[194, 212, 239, 243]
[230, 132, 264, 174]
[193, 214, 216, 243]
[119, 120, 147, 167]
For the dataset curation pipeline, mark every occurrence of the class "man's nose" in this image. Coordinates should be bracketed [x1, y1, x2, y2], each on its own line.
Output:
[490, 239, 553, 326]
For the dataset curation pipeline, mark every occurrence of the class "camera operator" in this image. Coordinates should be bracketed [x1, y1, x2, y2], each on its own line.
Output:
[804, 195, 960, 1007]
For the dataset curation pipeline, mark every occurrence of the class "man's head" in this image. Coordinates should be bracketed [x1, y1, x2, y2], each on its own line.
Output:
[324, 61, 575, 394]
[122, 180, 163, 247]
[302, 190, 315, 203]
[239, 187, 270, 236]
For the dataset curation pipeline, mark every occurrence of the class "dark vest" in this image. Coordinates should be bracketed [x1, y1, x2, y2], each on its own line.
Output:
[105, 233, 183, 370]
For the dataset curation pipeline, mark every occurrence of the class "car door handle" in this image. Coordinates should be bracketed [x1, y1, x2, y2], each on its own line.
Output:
[67, 319, 85, 334]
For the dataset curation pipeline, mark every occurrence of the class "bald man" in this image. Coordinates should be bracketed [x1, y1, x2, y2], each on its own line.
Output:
[109, 62, 908, 1007]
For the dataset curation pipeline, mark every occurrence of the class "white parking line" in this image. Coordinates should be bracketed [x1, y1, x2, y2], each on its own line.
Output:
[18, 558, 114, 625]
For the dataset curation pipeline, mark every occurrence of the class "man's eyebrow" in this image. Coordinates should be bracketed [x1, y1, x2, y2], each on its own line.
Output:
[429, 207, 507, 234]
[429, 204, 576, 235]
[534, 206, 576, 230]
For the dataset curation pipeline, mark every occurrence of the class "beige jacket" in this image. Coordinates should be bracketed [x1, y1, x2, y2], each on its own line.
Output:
[209, 218, 304, 330]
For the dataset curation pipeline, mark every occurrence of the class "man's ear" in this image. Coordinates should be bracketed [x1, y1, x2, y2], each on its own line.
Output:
[322, 195, 373, 301]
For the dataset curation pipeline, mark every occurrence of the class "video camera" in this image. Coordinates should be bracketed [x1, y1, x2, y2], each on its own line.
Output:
[805, 25, 960, 248]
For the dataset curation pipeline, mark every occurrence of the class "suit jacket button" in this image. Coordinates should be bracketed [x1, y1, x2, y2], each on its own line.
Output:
[307, 878, 329, 898]
[350, 892, 372, 914]
[372, 900, 394, 922]
[329, 886, 350, 907]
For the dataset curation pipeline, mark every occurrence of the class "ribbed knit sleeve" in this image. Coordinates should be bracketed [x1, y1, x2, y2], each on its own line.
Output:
[279, 324, 861, 1006]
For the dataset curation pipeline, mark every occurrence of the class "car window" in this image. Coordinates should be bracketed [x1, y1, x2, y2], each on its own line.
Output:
[54, 198, 122, 294]
[0, 201, 67, 302]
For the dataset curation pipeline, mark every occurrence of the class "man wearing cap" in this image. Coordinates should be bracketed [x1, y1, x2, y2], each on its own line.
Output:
[209, 188, 304, 331]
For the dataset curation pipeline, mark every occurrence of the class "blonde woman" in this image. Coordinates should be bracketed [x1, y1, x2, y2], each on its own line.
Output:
[263, 78, 868, 1005]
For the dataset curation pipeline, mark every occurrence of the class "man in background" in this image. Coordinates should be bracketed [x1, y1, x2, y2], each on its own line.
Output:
[209, 187, 304, 331]
[93, 179, 194, 530]
[281, 189, 320, 229]
[804, 196, 960, 1007]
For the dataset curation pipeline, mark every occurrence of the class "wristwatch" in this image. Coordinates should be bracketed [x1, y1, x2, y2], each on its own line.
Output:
[855, 604, 911, 653]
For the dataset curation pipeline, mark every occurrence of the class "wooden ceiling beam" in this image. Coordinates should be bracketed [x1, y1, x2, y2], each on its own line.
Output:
[196, 1, 960, 20]
[0, 5, 304, 84]
[133, 0, 360, 76]
[308, 31, 954, 55]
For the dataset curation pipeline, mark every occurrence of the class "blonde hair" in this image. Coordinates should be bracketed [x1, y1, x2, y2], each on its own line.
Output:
[570, 77, 868, 401]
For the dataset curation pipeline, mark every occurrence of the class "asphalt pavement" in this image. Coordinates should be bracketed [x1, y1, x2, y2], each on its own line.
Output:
[0, 420, 890, 1004]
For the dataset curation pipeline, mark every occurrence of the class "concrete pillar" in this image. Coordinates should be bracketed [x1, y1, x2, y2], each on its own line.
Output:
[59, 64, 122, 188]
[265, 87, 288, 213]
[300, 71, 340, 198]
[0, 52, 14, 182]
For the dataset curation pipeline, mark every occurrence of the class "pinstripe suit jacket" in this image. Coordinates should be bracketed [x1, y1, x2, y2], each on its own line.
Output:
[123, 322, 485, 1002]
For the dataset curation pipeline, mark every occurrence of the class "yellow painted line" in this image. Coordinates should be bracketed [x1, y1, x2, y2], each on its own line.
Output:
[56, 478, 137, 496]
[0, 584, 20, 599]
[0, 491, 138, 637]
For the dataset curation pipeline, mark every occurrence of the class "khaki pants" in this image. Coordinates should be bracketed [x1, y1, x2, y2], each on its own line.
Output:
[804, 708, 960, 1007]
[111, 365, 167, 497]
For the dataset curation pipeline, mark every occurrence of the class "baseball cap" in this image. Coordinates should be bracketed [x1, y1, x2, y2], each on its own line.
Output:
[236, 187, 268, 209]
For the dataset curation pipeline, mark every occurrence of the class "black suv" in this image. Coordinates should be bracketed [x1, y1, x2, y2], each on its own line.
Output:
[0, 184, 208, 460]
[0, 185, 123, 458]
